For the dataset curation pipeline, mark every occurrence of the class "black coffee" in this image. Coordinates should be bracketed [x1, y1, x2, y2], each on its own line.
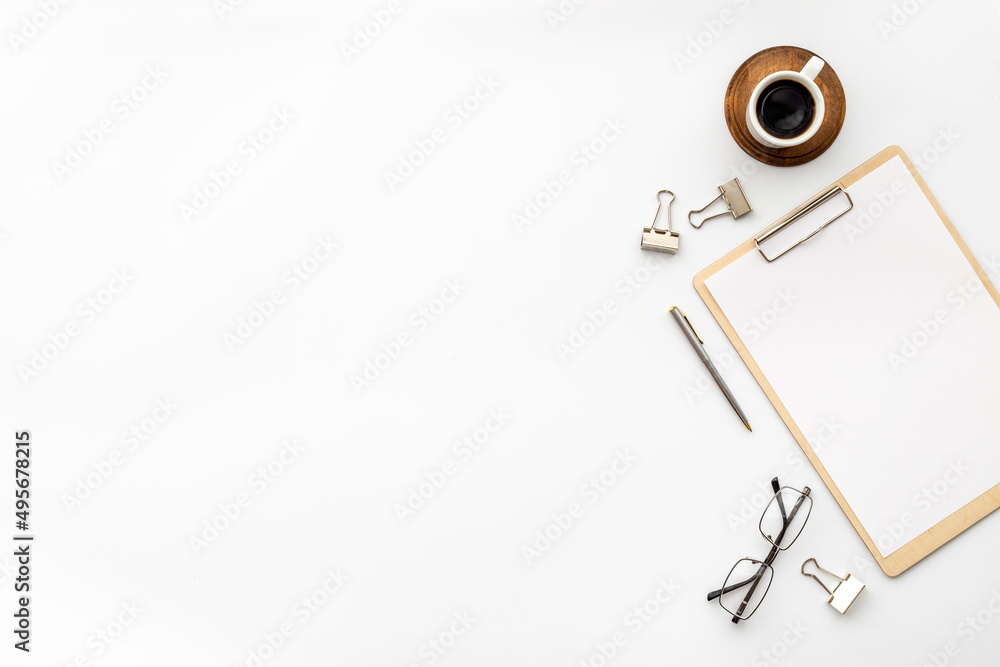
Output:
[756, 79, 815, 139]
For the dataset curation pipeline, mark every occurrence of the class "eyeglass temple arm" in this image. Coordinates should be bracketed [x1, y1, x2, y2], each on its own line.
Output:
[707, 576, 753, 601]
[772, 477, 787, 521]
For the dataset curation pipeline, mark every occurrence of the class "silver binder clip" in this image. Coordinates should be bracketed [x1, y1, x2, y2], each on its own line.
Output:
[640, 190, 680, 254]
[688, 178, 752, 228]
[801, 558, 865, 614]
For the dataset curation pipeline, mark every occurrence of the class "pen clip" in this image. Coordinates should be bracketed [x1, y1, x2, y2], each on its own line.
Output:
[670, 306, 703, 344]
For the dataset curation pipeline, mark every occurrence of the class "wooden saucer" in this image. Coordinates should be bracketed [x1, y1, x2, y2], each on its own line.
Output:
[724, 46, 846, 167]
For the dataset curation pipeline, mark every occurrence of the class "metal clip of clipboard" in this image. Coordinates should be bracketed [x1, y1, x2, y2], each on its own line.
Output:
[754, 186, 854, 262]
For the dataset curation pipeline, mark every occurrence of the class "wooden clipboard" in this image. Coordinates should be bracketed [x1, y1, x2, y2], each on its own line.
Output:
[694, 145, 1000, 576]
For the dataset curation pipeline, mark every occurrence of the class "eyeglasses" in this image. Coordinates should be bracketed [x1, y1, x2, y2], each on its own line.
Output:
[707, 477, 812, 623]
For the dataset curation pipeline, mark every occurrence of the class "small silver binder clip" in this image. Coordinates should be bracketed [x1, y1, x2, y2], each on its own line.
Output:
[640, 190, 680, 254]
[688, 178, 752, 228]
[801, 558, 865, 614]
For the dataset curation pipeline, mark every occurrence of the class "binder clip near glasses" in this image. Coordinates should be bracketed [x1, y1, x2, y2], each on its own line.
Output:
[801, 558, 865, 614]
[688, 178, 752, 228]
[640, 190, 680, 254]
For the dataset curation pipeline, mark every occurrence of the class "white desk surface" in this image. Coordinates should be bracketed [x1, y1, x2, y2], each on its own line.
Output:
[2, 1, 999, 665]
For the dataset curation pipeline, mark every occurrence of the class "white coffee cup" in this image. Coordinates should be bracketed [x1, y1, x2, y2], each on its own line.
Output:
[746, 56, 825, 149]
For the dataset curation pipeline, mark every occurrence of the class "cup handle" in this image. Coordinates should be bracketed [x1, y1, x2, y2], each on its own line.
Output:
[799, 56, 825, 81]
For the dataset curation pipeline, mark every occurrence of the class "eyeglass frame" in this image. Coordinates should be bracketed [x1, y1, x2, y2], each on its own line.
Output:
[706, 476, 812, 624]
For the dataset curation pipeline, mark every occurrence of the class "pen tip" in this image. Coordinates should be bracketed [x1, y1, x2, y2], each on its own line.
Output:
[744, 421, 752, 432]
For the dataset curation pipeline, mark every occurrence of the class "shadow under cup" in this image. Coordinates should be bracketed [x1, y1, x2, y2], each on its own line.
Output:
[755, 79, 815, 140]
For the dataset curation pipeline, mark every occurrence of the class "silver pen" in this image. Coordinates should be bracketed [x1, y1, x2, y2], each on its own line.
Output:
[669, 306, 751, 432]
